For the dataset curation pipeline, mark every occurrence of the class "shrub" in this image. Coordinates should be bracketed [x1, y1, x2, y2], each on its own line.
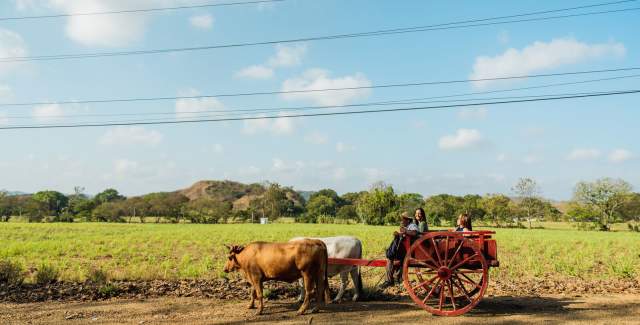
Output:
[35, 263, 59, 284]
[87, 268, 108, 284]
[316, 214, 336, 224]
[0, 260, 24, 285]
[98, 283, 120, 297]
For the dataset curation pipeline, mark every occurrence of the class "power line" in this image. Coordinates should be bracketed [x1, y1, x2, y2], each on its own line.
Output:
[0, 0, 286, 21]
[5, 73, 640, 120]
[1, 2, 638, 62]
[2, 66, 639, 108]
[1, 89, 637, 130]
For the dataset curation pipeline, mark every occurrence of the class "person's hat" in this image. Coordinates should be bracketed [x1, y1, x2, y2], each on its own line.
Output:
[400, 212, 411, 221]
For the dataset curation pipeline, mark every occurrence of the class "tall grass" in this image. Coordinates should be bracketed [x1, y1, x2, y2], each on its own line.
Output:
[0, 223, 638, 283]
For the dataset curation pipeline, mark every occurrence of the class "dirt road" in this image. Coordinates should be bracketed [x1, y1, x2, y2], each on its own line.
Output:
[2, 294, 639, 324]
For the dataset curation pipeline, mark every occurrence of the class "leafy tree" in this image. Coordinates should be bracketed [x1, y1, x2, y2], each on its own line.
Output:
[336, 204, 358, 221]
[397, 193, 424, 216]
[0, 192, 10, 221]
[309, 189, 341, 206]
[424, 194, 460, 226]
[184, 198, 232, 223]
[121, 197, 151, 223]
[480, 194, 513, 226]
[460, 194, 486, 221]
[306, 195, 337, 222]
[31, 190, 69, 217]
[68, 187, 94, 219]
[356, 184, 397, 225]
[341, 191, 365, 206]
[512, 178, 542, 229]
[94, 188, 125, 205]
[144, 192, 188, 223]
[573, 178, 632, 230]
[92, 201, 125, 222]
[619, 193, 640, 223]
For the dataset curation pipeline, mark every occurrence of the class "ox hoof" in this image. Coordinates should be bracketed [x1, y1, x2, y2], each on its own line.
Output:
[247, 305, 256, 310]
[352, 295, 359, 302]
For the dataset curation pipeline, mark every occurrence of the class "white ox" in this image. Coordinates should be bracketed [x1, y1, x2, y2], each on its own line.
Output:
[290, 236, 362, 302]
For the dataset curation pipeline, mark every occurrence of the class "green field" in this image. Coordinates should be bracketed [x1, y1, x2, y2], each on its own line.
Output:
[1, 223, 638, 283]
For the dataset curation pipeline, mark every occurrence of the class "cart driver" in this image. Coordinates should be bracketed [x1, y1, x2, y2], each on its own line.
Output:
[381, 213, 419, 288]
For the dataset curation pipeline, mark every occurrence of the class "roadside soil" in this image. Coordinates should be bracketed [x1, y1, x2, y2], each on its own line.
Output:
[1, 294, 639, 324]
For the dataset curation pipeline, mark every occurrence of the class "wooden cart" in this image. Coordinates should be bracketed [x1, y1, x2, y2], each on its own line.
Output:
[328, 231, 499, 316]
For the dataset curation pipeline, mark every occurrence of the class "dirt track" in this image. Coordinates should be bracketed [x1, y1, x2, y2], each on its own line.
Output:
[2, 294, 639, 324]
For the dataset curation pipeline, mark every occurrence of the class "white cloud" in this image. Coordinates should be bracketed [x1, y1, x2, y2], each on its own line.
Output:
[175, 89, 224, 119]
[114, 158, 139, 175]
[235, 44, 306, 80]
[32, 104, 64, 122]
[566, 148, 601, 161]
[609, 149, 632, 163]
[363, 168, 385, 181]
[281, 69, 371, 106]
[268, 44, 307, 68]
[235, 65, 274, 80]
[212, 143, 224, 154]
[243, 113, 295, 135]
[272, 158, 305, 173]
[457, 107, 487, 120]
[488, 173, 505, 182]
[100, 126, 163, 146]
[304, 132, 328, 145]
[0, 112, 8, 125]
[336, 141, 354, 153]
[523, 154, 542, 164]
[0, 28, 28, 75]
[470, 38, 625, 88]
[438, 129, 484, 150]
[189, 13, 213, 30]
[46, 0, 155, 47]
[497, 153, 507, 162]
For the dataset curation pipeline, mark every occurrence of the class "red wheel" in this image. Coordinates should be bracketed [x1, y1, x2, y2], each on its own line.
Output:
[402, 232, 488, 316]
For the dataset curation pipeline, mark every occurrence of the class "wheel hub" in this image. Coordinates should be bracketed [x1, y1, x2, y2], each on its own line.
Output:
[437, 266, 452, 280]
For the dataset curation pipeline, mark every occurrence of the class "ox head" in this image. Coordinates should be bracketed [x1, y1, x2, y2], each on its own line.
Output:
[222, 244, 245, 273]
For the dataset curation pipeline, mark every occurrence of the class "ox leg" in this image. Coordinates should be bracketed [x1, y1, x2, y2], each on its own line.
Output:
[350, 267, 361, 301]
[296, 278, 305, 303]
[254, 280, 264, 315]
[247, 287, 256, 309]
[333, 271, 349, 303]
[297, 273, 313, 315]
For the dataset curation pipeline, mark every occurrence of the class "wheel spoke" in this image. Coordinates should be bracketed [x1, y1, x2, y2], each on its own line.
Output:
[457, 269, 484, 274]
[422, 279, 441, 304]
[447, 280, 457, 310]
[452, 277, 472, 303]
[456, 273, 482, 290]
[451, 253, 479, 271]
[431, 237, 443, 266]
[408, 259, 438, 269]
[438, 281, 445, 310]
[416, 243, 440, 269]
[443, 235, 450, 267]
[411, 275, 439, 292]
[447, 239, 465, 268]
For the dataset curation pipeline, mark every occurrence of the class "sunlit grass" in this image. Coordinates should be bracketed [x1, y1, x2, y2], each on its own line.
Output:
[0, 223, 638, 283]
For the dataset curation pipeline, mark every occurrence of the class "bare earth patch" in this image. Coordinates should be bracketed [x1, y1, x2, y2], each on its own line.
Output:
[1, 294, 640, 324]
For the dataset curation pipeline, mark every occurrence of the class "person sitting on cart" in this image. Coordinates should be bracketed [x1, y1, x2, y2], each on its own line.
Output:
[414, 207, 428, 233]
[455, 213, 473, 232]
[381, 213, 419, 288]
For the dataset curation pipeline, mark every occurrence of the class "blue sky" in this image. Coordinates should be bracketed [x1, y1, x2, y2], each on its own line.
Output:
[0, 0, 638, 199]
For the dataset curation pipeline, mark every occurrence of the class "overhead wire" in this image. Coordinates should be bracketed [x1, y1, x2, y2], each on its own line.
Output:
[1, 67, 639, 108]
[0, 0, 286, 21]
[1, 89, 637, 130]
[3, 73, 640, 120]
[0, 1, 638, 62]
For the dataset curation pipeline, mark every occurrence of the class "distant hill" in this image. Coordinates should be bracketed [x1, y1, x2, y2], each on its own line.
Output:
[178, 180, 304, 211]
[1, 190, 29, 196]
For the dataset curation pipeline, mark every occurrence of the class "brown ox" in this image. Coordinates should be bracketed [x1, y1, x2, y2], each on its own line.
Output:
[223, 240, 328, 315]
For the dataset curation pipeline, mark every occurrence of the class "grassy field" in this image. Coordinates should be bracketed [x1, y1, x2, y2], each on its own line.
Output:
[0, 223, 638, 283]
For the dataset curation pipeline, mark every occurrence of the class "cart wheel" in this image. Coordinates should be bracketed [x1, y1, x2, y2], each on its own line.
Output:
[402, 232, 488, 316]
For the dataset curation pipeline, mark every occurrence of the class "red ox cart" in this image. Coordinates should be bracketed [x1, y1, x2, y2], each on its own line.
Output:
[328, 231, 499, 316]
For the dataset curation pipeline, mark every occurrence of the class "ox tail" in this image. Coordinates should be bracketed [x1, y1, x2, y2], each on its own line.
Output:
[356, 240, 364, 296]
[323, 247, 329, 304]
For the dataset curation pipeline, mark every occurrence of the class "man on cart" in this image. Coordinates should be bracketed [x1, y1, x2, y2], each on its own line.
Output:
[380, 212, 420, 288]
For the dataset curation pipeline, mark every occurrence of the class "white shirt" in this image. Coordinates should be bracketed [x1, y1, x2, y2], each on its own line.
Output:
[406, 223, 419, 232]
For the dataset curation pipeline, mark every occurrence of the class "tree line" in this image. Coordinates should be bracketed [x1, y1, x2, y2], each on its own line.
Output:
[1, 178, 639, 231]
